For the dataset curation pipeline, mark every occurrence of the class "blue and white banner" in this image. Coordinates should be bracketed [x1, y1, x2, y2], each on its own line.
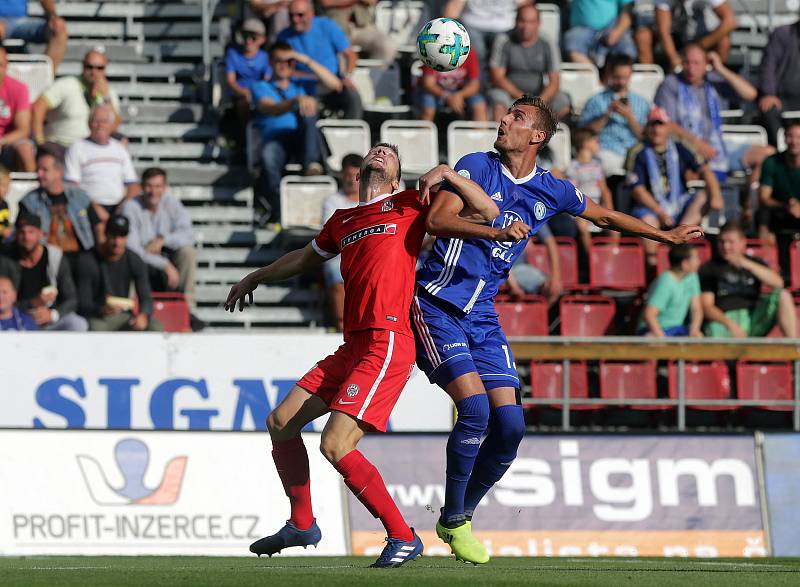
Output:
[762, 433, 800, 556]
[0, 333, 452, 432]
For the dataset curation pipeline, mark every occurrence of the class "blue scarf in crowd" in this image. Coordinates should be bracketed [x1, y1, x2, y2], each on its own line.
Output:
[676, 77, 727, 173]
[644, 138, 687, 220]
[0, 308, 33, 331]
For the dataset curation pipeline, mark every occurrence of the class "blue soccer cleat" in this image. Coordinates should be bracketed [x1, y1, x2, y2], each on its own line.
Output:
[249, 520, 322, 557]
[370, 528, 424, 568]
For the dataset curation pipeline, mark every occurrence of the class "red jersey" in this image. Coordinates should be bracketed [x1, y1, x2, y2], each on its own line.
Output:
[312, 190, 427, 337]
[422, 47, 480, 93]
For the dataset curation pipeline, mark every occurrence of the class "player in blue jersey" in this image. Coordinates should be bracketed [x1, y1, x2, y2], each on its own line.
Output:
[414, 95, 704, 564]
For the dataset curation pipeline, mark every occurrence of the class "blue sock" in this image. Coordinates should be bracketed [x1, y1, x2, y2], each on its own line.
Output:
[441, 394, 490, 527]
[463, 405, 525, 519]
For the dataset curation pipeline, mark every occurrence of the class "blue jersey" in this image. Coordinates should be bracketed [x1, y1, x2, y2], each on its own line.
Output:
[416, 151, 587, 313]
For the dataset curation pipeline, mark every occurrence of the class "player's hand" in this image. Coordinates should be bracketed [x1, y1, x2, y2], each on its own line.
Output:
[417, 164, 452, 204]
[665, 224, 704, 244]
[494, 220, 531, 243]
[225, 274, 256, 312]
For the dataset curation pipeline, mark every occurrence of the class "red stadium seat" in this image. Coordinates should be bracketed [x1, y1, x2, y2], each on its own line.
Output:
[589, 237, 645, 290]
[526, 237, 580, 287]
[745, 239, 780, 272]
[790, 241, 800, 291]
[600, 361, 665, 410]
[495, 295, 548, 336]
[152, 292, 191, 333]
[530, 361, 597, 410]
[655, 240, 712, 274]
[559, 294, 615, 336]
[668, 361, 731, 411]
[737, 361, 793, 411]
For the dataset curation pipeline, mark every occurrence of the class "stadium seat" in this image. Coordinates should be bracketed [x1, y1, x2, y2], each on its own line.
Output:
[8, 55, 53, 102]
[316, 119, 371, 174]
[778, 127, 786, 152]
[559, 294, 616, 336]
[600, 361, 664, 410]
[589, 237, 646, 290]
[447, 121, 498, 167]
[495, 295, 549, 336]
[526, 236, 579, 288]
[380, 119, 438, 177]
[791, 241, 800, 291]
[548, 123, 571, 170]
[538, 4, 561, 47]
[631, 64, 664, 104]
[558, 63, 601, 116]
[152, 292, 191, 333]
[530, 361, 597, 410]
[737, 361, 794, 411]
[722, 125, 769, 150]
[667, 361, 731, 411]
[279, 175, 338, 229]
[745, 239, 780, 272]
[655, 240, 712, 274]
[374, 0, 428, 52]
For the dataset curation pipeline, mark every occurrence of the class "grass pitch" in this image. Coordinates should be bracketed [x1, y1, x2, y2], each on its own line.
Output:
[1, 556, 799, 586]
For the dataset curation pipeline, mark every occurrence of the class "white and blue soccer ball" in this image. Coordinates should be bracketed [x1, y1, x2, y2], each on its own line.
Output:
[416, 18, 471, 72]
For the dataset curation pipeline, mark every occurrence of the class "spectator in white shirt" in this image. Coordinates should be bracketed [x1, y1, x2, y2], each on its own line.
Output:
[321, 153, 361, 331]
[65, 104, 139, 217]
[119, 167, 197, 308]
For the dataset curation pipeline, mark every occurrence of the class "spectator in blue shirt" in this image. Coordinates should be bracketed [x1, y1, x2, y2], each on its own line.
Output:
[226, 18, 272, 106]
[252, 41, 342, 221]
[579, 54, 649, 176]
[277, 0, 362, 119]
[563, 0, 637, 67]
[625, 106, 722, 267]
[0, 275, 38, 331]
[0, 0, 67, 72]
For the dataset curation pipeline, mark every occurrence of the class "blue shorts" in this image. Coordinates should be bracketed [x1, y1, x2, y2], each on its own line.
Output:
[724, 141, 749, 173]
[2, 17, 48, 43]
[323, 255, 343, 286]
[410, 289, 519, 391]
[562, 26, 637, 65]
[417, 91, 485, 111]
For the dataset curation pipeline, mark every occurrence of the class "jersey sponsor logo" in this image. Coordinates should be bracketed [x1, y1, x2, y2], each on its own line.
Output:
[491, 211, 525, 263]
[534, 201, 547, 220]
[386, 315, 398, 322]
[346, 384, 360, 398]
[491, 192, 503, 201]
[442, 342, 467, 352]
[381, 199, 394, 212]
[460, 437, 481, 445]
[340, 223, 397, 249]
[457, 169, 470, 179]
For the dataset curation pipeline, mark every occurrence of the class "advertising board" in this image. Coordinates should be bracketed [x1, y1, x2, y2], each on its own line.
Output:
[762, 433, 800, 556]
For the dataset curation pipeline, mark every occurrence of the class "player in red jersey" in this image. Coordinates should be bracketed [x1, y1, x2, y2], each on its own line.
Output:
[224, 143, 525, 568]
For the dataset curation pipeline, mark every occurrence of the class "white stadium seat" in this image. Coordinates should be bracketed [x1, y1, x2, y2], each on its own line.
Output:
[778, 128, 786, 152]
[8, 55, 53, 102]
[548, 123, 572, 171]
[4, 173, 38, 222]
[631, 64, 664, 104]
[447, 121, 498, 167]
[280, 175, 338, 230]
[317, 119, 371, 174]
[538, 4, 561, 47]
[375, 0, 427, 52]
[380, 119, 438, 176]
[722, 124, 769, 148]
[559, 62, 601, 116]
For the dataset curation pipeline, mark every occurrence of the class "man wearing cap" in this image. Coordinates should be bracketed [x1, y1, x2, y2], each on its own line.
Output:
[77, 215, 163, 332]
[226, 18, 272, 105]
[5, 212, 87, 331]
[625, 106, 722, 266]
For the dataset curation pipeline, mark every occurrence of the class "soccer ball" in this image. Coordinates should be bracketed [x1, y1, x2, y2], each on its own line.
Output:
[416, 18, 471, 72]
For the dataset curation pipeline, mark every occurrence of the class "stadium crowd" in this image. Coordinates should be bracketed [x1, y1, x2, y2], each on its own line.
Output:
[0, 0, 799, 340]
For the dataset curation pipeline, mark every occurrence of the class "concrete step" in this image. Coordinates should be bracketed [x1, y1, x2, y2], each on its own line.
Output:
[121, 123, 217, 141]
[116, 82, 197, 100]
[197, 247, 277, 266]
[49, 43, 148, 63]
[128, 142, 227, 161]
[193, 227, 277, 246]
[135, 163, 249, 186]
[197, 266, 263, 283]
[194, 306, 322, 327]
[196, 284, 317, 304]
[186, 206, 253, 224]
[59, 61, 200, 82]
[173, 185, 253, 205]
[121, 102, 203, 123]
[30, 2, 205, 19]
[143, 41, 225, 61]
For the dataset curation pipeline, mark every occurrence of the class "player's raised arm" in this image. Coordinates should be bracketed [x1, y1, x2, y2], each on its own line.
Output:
[425, 188, 529, 242]
[224, 242, 327, 312]
[418, 164, 500, 221]
[579, 198, 704, 244]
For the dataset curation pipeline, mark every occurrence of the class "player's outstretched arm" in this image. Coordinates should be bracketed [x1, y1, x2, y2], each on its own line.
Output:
[426, 190, 529, 242]
[224, 242, 326, 312]
[418, 164, 500, 221]
[579, 198, 704, 244]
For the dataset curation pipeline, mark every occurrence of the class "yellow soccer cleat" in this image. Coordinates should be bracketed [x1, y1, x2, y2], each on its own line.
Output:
[435, 519, 490, 565]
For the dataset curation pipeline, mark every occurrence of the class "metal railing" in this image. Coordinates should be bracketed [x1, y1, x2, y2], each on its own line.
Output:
[510, 337, 800, 432]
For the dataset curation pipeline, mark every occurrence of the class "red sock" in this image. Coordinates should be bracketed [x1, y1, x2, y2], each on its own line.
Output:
[335, 450, 413, 541]
[271, 437, 314, 530]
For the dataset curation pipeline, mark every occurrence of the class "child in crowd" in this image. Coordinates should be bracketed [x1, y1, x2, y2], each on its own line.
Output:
[565, 128, 615, 253]
[225, 17, 272, 142]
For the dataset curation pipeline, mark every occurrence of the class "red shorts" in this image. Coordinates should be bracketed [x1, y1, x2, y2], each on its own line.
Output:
[297, 329, 416, 432]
